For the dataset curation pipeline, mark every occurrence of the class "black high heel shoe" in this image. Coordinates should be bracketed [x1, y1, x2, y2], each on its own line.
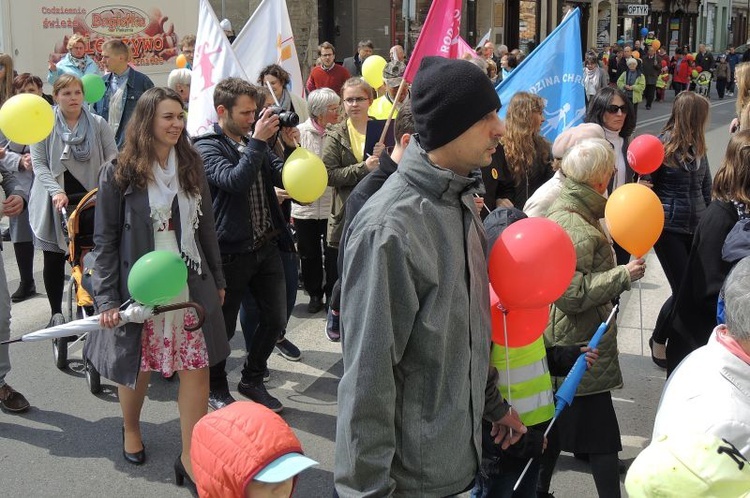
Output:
[174, 454, 198, 495]
[121, 427, 146, 465]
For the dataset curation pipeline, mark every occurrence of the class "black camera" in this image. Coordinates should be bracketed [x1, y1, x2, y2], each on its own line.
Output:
[265, 105, 299, 128]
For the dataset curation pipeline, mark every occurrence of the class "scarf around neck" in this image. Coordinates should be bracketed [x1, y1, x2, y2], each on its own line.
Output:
[279, 88, 293, 112]
[69, 54, 87, 73]
[55, 105, 92, 162]
[147, 148, 203, 274]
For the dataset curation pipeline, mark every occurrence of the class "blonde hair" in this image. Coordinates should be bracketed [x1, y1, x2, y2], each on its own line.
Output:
[713, 130, 750, 205]
[67, 34, 88, 51]
[501, 92, 551, 184]
[736, 62, 750, 118]
[740, 102, 750, 132]
[561, 138, 615, 187]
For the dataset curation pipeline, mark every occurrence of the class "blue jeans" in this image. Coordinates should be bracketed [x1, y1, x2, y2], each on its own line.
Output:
[240, 250, 298, 351]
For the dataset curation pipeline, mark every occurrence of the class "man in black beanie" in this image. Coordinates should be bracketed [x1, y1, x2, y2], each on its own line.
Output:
[334, 56, 525, 496]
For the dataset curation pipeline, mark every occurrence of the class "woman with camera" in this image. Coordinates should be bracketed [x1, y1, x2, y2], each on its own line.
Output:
[258, 64, 309, 124]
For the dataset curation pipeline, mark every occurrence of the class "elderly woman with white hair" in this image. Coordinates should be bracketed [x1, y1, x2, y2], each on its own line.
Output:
[617, 57, 645, 120]
[292, 88, 339, 314]
[167, 68, 191, 110]
[544, 138, 647, 498]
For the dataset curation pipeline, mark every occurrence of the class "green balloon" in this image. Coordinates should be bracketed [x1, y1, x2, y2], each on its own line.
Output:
[127, 251, 188, 306]
[81, 74, 106, 104]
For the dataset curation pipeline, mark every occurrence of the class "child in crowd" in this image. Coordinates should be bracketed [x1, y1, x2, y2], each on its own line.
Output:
[191, 402, 318, 497]
[655, 66, 670, 102]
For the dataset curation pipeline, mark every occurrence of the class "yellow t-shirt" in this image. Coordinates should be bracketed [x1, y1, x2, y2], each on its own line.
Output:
[347, 118, 366, 162]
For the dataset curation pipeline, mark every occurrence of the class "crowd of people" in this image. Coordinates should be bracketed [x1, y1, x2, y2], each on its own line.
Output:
[0, 25, 749, 498]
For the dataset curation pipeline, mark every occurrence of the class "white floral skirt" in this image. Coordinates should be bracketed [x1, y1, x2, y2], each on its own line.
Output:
[139, 228, 208, 375]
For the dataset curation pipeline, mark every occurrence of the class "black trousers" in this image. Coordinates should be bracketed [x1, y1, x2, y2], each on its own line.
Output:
[644, 83, 656, 107]
[716, 78, 727, 98]
[673, 81, 686, 96]
[294, 218, 337, 301]
[651, 231, 693, 344]
[209, 243, 286, 390]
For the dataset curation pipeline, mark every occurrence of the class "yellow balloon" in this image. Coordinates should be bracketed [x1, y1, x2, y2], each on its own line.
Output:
[605, 183, 664, 258]
[176, 54, 187, 68]
[633, 50, 640, 59]
[0, 94, 54, 145]
[652, 39, 661, 51]
[282, 147, 328, 203]
[361, 55, 387, 89]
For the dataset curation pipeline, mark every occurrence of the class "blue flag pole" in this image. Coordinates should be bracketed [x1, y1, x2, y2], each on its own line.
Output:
[512, 305, 619, 491]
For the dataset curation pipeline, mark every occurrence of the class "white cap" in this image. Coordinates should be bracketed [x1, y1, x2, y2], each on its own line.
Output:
[219, 18, 232, 31]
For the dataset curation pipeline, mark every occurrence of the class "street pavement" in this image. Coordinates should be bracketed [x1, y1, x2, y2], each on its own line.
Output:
[0, 91, 736, 498]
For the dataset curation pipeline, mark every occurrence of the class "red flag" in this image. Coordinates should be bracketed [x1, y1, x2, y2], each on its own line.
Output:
[402, 0, 463, 83]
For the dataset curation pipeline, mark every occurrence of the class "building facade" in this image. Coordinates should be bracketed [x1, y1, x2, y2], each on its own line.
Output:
[213, 0, 747, 77]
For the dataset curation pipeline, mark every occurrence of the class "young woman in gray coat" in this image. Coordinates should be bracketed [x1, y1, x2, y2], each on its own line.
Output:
[84, 88, 228, 489]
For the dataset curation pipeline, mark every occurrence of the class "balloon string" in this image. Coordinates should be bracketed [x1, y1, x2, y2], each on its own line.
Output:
[638, 278, 644, 357]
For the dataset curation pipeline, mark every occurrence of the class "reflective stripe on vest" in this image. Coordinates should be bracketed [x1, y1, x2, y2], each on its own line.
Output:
[491, 335, 555, 426]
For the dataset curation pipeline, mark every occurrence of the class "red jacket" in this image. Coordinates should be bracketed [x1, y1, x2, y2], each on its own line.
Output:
[191, 402, 304, 498]
[672, 57, 692, 84]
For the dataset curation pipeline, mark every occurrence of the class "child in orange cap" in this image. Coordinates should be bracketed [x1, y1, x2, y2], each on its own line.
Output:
[191, 402, 318, 497]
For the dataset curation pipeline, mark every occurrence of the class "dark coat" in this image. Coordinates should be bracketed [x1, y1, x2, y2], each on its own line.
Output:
[641, 54, 662, 85]
[342, 54, 363, 77]
[93, 69, 154, 148]
[650, 152, 712, 235]
[84, 161, 229, 389]
[193, 124, 293, 254]
[696, 51, 715, 72]
[495, 142, 553, 209]
[665, 200, 738, 372]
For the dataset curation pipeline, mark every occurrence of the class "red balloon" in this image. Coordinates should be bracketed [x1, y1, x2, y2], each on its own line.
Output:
[627, 134, 665, 175]
[686, 53, 695, 61]
[488, 217, 576, 310]
[696, 65, 703, 73]
[661, 60, 668, 67]
[490, 286, 549, 347]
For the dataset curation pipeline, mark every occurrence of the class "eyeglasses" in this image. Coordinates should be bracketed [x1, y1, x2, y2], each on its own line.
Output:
[605, 104, 628, 114]
[344, 97, 368, 105]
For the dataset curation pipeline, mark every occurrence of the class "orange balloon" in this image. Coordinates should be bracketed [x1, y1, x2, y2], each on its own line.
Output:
[652, 39, 661, 51]
[176, 54, 187, 68]
[633, 50, 641, 59]
[605, 183, 664, 258]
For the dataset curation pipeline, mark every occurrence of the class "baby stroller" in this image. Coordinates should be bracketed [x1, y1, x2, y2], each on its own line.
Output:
[695, 70, 712, 97]
[52, 188, 102, 394]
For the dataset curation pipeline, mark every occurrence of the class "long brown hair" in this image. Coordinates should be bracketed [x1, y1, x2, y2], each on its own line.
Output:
[713, 130, 750, 205]
[115, 87, 202, 195]
[661, 91, 709, 168]
[501, 92, 550, 184]
[0, 53, 14, 106]
[736, 62, 750, 118]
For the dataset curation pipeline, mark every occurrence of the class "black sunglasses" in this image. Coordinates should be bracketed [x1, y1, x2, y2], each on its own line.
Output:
[605, 104, 628, 114]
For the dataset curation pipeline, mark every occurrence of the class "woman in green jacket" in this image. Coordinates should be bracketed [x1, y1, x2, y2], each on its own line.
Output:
[617, 57, 646, 121]
[544, 138, 646, 498]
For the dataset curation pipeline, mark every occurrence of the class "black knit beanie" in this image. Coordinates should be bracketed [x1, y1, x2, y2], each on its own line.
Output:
[411, 56, 501, 152]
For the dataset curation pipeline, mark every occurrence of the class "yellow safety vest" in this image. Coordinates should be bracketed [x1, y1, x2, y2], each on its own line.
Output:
[491, 335, 555, 426]
[368, 95, 398, 120]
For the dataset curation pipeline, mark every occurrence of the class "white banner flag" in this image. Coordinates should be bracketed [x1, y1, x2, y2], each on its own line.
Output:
[186, 0, 248, 136]
[232, 0, 304, 97]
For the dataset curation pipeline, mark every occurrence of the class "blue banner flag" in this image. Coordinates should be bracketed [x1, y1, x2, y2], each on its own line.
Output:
[496, 8, 585, 142]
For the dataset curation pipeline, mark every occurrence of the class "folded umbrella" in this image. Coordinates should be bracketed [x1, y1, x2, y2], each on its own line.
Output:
[513, 304, 619, 491]
[1, 301, 205, 345]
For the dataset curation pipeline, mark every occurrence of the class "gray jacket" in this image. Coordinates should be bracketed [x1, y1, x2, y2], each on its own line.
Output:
[84, 161, 229, 389]
[334, 138, 505, 497]
[29, 112, 117, 251]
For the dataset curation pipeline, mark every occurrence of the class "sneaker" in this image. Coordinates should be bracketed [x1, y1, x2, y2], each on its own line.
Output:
[237, 380, 283, 413]
[275, 338, 301, 361]
[326, 308, 340, 342]
[0, 384, 30, 413]
[11, 281, 37, 303]
[307, 295, 324, 314]
[208, 389, 236, 411]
